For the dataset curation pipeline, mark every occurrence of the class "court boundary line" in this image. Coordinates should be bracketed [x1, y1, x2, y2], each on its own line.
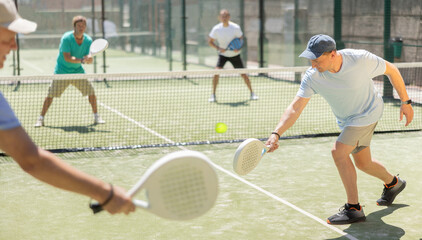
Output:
[99, 102, 175, 144]
[21, 59, 44, 73]
[99, 101, 359, 240]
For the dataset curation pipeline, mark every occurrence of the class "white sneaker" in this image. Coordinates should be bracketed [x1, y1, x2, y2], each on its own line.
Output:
[208, 94, 216, 102]
[34, 117, 44, 127]
[94, 115, 105, 124]
[250, 92, 259, 100]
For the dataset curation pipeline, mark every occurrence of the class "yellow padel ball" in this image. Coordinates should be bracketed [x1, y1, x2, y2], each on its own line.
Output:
[215, 122, 228, 133]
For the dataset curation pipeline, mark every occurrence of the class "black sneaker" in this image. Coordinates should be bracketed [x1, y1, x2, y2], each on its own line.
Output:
[327, 204, 366, 225]
[377, 176, 406, 206]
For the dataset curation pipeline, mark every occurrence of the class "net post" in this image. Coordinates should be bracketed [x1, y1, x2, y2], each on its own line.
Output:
[151, 0, 157, 56]
[333, 0, 345, 50]
[12, 0, 21, 91]
[101, 0, 110, 87]
[240, 0, 247, 68]
[91, 0, 97, 74]
[118, 0, 125, 51]
[181, 0, 187, 71]
[258, 0, 267, 68]
[383, 0, 394, 98]
[294, 0, 301, 82]
[197, 1, 204, 65]
[166, 0, 173, 71]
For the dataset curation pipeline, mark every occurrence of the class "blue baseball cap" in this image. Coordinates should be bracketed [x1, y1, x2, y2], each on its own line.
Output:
[299, 34, 336, 60]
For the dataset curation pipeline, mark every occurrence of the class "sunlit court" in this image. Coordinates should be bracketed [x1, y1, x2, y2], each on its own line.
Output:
[1, 133, 422, 239]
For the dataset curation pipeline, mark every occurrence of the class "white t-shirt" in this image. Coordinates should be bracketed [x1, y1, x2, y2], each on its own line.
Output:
[209, 22, 243, 58]
[297, 49, 387, 130]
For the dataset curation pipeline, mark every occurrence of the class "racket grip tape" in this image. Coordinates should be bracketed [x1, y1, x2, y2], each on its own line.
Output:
[89, 203, 104, 213]
[89, 183, 114, 214]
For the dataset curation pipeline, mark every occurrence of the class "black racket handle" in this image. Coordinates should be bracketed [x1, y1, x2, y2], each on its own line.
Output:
[89, 202, 104, 214]
[89, 183, 113, 214]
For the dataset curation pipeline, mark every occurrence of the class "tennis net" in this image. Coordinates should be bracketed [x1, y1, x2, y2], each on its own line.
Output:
[1, 64, 421, 153]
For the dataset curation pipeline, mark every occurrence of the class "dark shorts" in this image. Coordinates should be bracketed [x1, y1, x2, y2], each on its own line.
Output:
[216, 54, 244, 68]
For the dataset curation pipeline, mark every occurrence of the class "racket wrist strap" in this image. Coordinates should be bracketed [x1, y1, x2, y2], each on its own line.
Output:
[101, 183, 114, 207]
[271, 132, 281, 139]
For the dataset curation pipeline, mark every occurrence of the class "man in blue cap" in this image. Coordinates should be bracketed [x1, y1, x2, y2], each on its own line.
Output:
[265, 34, 413, 224]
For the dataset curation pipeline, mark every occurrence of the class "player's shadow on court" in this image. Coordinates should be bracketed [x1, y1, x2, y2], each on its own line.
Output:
[216, 100, 250, 107]
[45, 125, 111, 133]
[182, 78, 199, 86]
[326, 204, 408, 240]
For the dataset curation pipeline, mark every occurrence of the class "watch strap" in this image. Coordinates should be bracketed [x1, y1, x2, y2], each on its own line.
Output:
[401, 99, 412, 105]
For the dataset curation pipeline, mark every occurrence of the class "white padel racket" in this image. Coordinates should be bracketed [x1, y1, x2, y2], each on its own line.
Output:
[233, 138, 269, 175]
[90, 39, 109, 57]
[90, 150, 219, 220]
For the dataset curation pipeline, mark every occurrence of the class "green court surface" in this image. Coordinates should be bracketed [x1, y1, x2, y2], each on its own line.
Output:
[0, 48, 212, 77]
[2, 73, 419, 152]
[1, 131, 421, 240]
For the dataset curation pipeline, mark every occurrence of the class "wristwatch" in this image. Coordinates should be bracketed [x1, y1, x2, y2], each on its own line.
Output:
[401, 99, 412, 105]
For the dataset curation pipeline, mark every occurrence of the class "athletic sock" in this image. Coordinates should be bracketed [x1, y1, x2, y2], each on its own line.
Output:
[346, 203, 361, 210]
[386, 176, 398, 188]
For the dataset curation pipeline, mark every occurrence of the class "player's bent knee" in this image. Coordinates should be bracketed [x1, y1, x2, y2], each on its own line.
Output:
[353, 157, 373, 171]
[354, 160, 368, 171]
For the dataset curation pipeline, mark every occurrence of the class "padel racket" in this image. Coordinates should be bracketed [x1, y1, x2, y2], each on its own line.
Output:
[226, 38, 244, 51]
[89, 39, 110, 87]
[90, 150, 219, 220]
[233, 138, 269, 175]
[89, 39, 109, 57]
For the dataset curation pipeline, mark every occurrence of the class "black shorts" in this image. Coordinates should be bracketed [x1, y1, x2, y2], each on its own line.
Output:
[216, 54, 244, 68]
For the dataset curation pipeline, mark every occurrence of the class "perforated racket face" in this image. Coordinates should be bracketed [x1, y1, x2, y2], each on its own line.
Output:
[227, 38, 243, 50]
[90, 39, 109, 56]
[233, 138, 265, 175]
[136, 151, 218, 220]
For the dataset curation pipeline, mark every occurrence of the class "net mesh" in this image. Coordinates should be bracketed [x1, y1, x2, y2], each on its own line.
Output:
[1, 64, 421, 153]
[3, 0, 421, 77]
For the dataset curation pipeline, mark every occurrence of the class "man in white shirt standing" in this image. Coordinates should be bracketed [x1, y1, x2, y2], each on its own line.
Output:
[208, 9, 258, 102]
[266, 34, 413, 224]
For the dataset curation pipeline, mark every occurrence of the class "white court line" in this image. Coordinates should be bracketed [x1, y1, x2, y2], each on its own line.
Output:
[99, 102, 175, 144]
[21, 59, 44, 73]
[202, 164, 359, 240]
[99, 101, 359, 240]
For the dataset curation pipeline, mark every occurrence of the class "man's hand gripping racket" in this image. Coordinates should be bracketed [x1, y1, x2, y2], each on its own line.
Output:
[217, 38, 244, 54]
[82, 39, 109, 64]
[90, 150, 219, 220]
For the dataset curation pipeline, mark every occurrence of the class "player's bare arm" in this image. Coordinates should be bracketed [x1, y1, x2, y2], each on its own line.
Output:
[83, 55, 93, 64]
[266, 96, 310, 152]
[208, 37, 225, 53]
[63, 52, 85, 64]
[384, 61, 414, 126]
[0, 126, 134, 214]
